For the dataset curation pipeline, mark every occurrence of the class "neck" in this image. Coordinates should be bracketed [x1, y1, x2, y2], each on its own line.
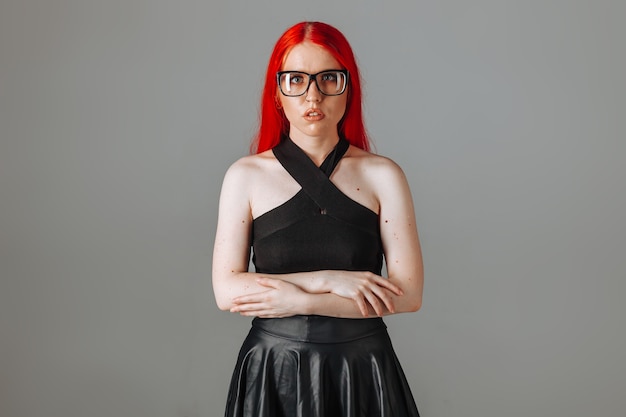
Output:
[288, 132, 341, 166]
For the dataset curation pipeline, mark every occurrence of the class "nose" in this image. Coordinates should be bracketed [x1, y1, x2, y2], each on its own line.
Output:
[305, 78, 322, 102]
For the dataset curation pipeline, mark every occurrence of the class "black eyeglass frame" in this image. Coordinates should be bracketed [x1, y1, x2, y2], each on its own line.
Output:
[276, 69, 349, 97]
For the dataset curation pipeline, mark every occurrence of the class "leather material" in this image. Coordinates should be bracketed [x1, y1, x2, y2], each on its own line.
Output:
[225, 316, 420, 417]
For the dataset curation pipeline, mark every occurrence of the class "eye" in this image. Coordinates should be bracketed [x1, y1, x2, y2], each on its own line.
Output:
[289, 74, 306, 84]
[320, 72, 338, 82]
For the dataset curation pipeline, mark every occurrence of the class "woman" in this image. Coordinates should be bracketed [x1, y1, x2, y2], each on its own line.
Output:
[213, 21, 423, 417]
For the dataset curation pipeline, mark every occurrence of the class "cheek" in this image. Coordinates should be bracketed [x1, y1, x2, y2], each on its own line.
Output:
[334, 98, 348, 119]
[281, 99, 296, 114]
[279, 99, 301, 123]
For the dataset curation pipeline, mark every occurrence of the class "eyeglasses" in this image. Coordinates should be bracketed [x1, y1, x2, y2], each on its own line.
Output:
[276, 70, 349, 97]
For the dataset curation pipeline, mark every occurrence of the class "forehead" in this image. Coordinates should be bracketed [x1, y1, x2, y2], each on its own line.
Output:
[281, 42, 342, 72]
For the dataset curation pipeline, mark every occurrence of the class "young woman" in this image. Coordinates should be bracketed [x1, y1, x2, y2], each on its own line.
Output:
[213, 21, 423, 417]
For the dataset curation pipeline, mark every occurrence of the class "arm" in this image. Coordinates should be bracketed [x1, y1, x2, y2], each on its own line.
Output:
[212, 159, 402, 316]
[305, 158, 423, 315]
[375, 158, 424, 313]
[229, 173, 424, 317]
[211, 158, 279, 310]
[230, 273, 401, 318]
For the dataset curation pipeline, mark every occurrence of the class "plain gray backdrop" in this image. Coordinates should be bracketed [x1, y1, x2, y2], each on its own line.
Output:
[1, 1, 624, 416]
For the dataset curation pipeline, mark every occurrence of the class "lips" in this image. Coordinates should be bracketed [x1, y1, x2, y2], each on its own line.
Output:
[304, 108, 325, 121]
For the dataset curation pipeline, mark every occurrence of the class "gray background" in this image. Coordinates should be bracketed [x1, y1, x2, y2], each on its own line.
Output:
[1, 1, 624, 416]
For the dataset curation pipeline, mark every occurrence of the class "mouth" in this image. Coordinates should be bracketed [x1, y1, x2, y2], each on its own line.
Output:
[304, 109, 325, 120]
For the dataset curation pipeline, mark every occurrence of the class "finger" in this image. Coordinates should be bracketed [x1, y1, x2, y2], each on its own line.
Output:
[232, 291, 269, 304]
[355, 281, 396, 313]
[374, 278, 403, 296]
[256, 277, 282, 289]
[239, 310, 265, 317]
[364, 291, 384, 316]
[371, 287, 396, 313]
[230, 302, 266, 313]
[351, 294, 368, 317]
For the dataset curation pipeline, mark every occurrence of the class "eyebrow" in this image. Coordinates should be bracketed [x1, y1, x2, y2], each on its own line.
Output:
[279, 69, 344, 73]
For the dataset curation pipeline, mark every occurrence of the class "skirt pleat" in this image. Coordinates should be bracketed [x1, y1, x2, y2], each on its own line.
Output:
[224, 316, 419, 417]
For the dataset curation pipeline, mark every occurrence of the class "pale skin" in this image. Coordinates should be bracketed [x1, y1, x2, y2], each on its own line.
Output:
[212, 42, 423, 318]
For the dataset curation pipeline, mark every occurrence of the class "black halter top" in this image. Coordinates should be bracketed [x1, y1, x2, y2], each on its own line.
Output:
[251, 137, 383, 276]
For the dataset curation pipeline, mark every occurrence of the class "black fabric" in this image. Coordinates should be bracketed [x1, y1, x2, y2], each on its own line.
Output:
[224, 137, 420, 417]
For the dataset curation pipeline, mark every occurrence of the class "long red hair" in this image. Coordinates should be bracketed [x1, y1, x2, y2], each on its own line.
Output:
[251, 21, 370, 154]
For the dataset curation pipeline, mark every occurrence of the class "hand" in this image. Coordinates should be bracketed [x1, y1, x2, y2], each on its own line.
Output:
[325, 271, 403, 317]
[230, 277, 307, 318]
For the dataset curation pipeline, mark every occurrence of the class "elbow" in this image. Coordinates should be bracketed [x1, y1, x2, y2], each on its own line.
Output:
[407, 299, 422, 313]
[213, 279, 235, 312]
[214, 295, 233, 312]
[402, 294, 422, 313]
[217, 302, 231, 312]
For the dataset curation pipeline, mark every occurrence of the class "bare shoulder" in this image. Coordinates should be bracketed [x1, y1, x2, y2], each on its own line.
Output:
[225, 150, 273, 174]
[222, 150, 276, 186]
[221, 149, 300, 218]
[332, 146, 410, 213]
[344, 146, 408, 185]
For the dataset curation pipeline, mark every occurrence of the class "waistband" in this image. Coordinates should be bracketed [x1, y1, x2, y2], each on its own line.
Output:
[251, 315, 387, 343]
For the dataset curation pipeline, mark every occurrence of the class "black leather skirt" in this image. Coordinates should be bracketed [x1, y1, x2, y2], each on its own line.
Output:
[224, 315, 420, 417]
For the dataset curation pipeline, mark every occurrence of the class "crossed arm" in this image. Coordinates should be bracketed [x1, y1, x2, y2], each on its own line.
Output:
[211, 156, 423, 319]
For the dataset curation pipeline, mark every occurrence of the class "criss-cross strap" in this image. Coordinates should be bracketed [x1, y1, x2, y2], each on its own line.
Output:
[273, 137, 349, 212]
[254, 136, 379, 240]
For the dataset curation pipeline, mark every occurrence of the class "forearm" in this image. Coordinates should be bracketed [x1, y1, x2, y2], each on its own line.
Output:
[302, 289, 420, 319]
[216, 268, 421, 317]
[213, 270, 327, 311]
[302, 292, 381, 318]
